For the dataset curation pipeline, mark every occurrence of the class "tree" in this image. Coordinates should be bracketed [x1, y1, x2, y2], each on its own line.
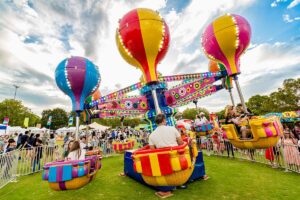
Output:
[182, 107, 209, 120]
[245, 78, 300, 114]
[41, 108, 68, 130]
[216, 109, 225, 120]
[246, 95, 272, 115]
[0, 99, 40, 127]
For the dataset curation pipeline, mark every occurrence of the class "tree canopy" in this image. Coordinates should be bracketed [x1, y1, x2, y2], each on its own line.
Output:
[41, 108, 68, 130]
[0, 99, 40, 127]
[182, 107, 209, 120]
[246, 78, 299, 115]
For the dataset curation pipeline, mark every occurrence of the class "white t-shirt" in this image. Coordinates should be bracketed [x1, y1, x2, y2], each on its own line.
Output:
[67, 149, 85, 160]
[195, 117, 208, 126]
[149, 125, 180, 148]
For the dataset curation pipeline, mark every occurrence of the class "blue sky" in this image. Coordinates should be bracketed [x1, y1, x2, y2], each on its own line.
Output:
[0, 0, 299, 115]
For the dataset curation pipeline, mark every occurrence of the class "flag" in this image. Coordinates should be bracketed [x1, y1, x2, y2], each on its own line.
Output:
[68, 116, 73, 126]
[3, 117, 9, 126]
[47, 116, 52, 126]
[24, 117, 29, 128]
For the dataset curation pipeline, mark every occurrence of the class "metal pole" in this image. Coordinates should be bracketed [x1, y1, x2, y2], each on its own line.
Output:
[151, 89, 161, 114]
[233, 75, 248, 113]
[75, 111, 80, 140]
[13, 85, 19, 100]
[228, 88, 235, 106]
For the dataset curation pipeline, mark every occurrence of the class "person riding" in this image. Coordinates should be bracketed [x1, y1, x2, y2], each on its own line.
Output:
[148, 114, 184, 198]
[67, 141, 85, 161]
[149, 114, 183, 149]
[195, 112, 209, 126]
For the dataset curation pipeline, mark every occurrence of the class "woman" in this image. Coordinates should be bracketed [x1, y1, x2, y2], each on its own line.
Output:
[63, 140, 74, 158]
[47, 134, 56, 160]
[283, 132, 300, 167]
[5, 139, 16, 153]
[67, 141, 85, 160]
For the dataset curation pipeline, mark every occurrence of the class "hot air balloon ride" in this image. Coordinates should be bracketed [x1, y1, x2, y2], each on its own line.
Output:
[116, 8, 172, 121]
[55, 56, 101, 139]
[43, 56, 102, 191]
[202, 13, 250, 112]
[115, 8, 208, 191]
[202, 14, 283, 149]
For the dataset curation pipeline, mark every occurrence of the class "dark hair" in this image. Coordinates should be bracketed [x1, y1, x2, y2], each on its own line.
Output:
[25, 131, 29, 135]
[155, 114, 166, 124]
[35, 134, 40, 138]
[70, 140, 81, 152]
[237, 103, 242, 107]
[50, 134, 55, 139]
[80, 136, 86, 140]
[29, 133, 34, 139]
[36, 139, 42, 144]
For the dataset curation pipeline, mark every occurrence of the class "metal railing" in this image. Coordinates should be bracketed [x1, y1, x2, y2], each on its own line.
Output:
[0, 150, 19, 189]
[199, 138, 300, 173]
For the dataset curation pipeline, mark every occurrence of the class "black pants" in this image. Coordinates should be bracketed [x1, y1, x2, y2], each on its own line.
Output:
[224, 141, 234, 157]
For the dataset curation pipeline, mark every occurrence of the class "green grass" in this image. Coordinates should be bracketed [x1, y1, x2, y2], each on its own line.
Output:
[0, 155, 299, 200]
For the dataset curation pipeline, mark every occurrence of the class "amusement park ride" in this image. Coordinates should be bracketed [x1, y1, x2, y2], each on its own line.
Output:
[42, 8, 283, 191]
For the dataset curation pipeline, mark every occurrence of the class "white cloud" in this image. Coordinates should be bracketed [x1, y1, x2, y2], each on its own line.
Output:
[287, 0, 300, 8]
[1, 0, 299, 116]
[283, 14, 300, 23]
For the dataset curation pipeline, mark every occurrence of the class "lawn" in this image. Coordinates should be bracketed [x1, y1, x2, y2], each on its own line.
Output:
[0, 155, 299, 200]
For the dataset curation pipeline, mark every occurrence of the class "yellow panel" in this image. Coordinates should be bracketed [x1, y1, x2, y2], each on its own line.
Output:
[213, 15, 238, 74]
[137, 9, 163, 82]
[155, 176, 168, 185]
[170, 152, 181, 171]
[136, 160, 142, 173]
[149, 154, 161, 176]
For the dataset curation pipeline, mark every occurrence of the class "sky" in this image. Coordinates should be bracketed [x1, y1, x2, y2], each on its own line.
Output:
[0, 0, 299, 116]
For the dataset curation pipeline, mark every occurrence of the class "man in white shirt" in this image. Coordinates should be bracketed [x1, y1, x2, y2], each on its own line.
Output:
[149, 114, 183, 149]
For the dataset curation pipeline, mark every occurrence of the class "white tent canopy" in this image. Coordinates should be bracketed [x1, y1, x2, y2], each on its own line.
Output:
[88, 122, 109, 131]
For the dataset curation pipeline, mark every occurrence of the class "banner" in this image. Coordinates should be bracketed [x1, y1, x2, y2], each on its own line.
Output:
[47, 116, 52, 126]
[3, 117, 9, 126]
[68, 116, 73, 126]
[24, 117, 29, 128]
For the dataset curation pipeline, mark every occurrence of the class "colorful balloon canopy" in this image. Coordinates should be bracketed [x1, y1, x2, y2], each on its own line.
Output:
[116, 8, 170, 83]
[55, 56, 101, 112]
[208, 60, 226, 73]
[202, 13, 251, 76]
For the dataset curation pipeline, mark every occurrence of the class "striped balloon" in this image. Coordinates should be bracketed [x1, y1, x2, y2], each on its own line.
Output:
[116, 8, 170, 83]
[202, 14, 251, 76]
[55, 56, 101, 111]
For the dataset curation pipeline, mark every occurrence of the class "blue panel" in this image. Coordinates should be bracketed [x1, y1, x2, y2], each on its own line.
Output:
[188, 151, 206, 182]
[62, 165, 72, 181]
[78, 167, 85, 177]
[48, 167, 57, 183]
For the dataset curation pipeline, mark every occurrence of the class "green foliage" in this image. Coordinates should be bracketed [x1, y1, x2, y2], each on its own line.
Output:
[246, 78, 300, 115]
[182, 107, 209, 120]
[0, 99, 40, 127]
[216, 109, 225, 120]
[41, 108, 68, 130]
[246, 95, 272, 115]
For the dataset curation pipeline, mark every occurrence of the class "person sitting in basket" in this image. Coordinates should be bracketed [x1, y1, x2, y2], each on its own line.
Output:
[149, 114, 183, 149]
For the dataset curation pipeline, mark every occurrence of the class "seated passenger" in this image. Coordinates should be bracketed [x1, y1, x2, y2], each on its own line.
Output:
[149, 114, 183, 149]
[195, 112, 209, 126]
[67, 141, 85, 161]
[225, 105, 251, 139]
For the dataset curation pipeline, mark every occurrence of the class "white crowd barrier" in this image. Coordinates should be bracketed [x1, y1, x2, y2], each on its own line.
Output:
[0, 150, 18, 189]
[199, 138, 300, 173]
